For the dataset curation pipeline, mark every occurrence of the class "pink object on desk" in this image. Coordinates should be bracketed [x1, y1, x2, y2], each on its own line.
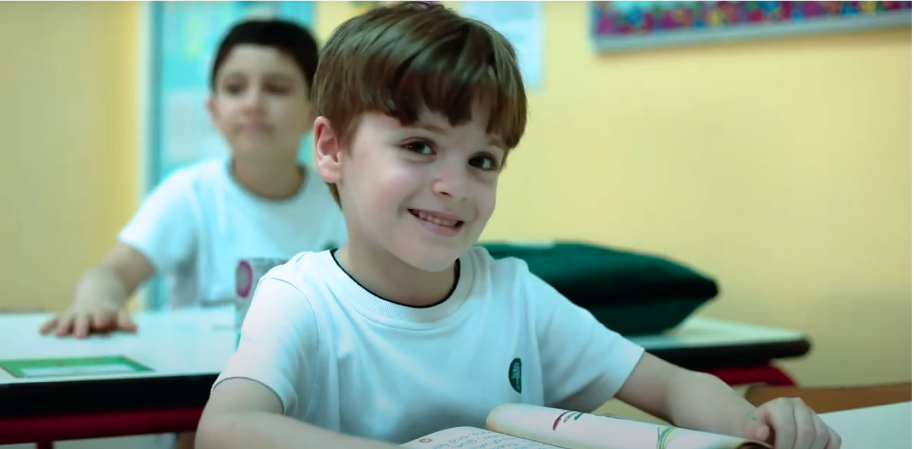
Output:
[704, 365, 797, 387]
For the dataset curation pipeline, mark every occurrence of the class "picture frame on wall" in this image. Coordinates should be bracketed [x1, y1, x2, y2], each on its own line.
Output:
[591, 1, 912, 52]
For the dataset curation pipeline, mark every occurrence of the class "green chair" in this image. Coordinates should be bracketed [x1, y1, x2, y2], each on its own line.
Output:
[480, 241, 719, 336]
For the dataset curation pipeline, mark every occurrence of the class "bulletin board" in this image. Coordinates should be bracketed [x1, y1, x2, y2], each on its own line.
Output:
[145, 1, 315, 309]
[591, 1, 913, 52]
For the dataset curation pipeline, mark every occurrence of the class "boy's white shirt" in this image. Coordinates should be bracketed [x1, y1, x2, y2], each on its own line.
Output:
[119, 156, 347, 309]
[215, 247, 646, 444]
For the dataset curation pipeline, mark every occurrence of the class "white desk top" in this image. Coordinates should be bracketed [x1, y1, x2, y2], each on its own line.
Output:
[821, 402, 912, 448]
[0, 310, 806, 385]
[629, 316, 806, 350]
[0, 308, 237, 385]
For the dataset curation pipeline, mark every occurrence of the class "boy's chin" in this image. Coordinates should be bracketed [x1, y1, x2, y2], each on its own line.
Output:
[231, 145, 296, 161]
[396, 246, 466, 274]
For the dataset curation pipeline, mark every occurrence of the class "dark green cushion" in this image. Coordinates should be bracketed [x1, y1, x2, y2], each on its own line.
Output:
[480, 241, 719, 335]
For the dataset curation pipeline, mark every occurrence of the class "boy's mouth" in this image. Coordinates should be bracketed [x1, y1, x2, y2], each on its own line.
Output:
[409, 209, 464, 229]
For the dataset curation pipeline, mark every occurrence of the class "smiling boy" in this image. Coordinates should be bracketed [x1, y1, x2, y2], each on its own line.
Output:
[195, 4, 841, 449]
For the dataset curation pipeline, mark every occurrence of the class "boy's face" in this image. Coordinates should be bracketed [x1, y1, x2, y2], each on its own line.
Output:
[208, 44, 313, 162]
[315, 105, 505, 272]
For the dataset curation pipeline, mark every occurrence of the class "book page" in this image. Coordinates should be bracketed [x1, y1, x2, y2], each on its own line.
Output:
[486, 404, 769, 449]
[402, 426, 564, 449]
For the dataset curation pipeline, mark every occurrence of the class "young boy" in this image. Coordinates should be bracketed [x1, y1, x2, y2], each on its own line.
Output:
[196, 4, 841, 449]
[39, 19, 346, 338]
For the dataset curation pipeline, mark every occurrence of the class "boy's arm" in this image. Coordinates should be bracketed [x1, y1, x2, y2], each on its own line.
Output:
[197, 275, 401, 449]
[527, 266, 645, 414]
[196, 378, 401, 449]
[614, 353, 756, 437]
[76, 243, 156, 308]
[524, 262, 756, 435]
[41, 174, 196, 336]
[116, 171, 197, 281]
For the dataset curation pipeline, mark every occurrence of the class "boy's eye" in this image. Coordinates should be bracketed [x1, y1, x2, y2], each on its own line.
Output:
[266, 84, 291, 95]
[225, 84, 245, 95]
[470, 154, 499, 171]
[222, 81, 290, 96]
[402, 141, 434, 155]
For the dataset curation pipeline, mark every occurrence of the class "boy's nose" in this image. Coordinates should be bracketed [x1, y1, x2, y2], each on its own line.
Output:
[432, 162, 469, 200]
[242, 90, 267, 111]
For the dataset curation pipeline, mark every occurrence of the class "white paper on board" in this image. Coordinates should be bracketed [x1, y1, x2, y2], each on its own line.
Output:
[461, 1, 545, 91]
[165, 90, 226, 165]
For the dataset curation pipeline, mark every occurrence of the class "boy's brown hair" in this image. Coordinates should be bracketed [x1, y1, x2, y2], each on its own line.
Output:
[311, 1, 529, 203]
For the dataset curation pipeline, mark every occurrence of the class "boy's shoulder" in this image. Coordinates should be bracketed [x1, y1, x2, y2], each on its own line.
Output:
[154, 157, 229, 192]
[177, 156, 231, 183]
[465, 246, 559, 305]
[266, 250, 338, 290]
[471, 245, 548, 278]
[466, 245, 529, 278]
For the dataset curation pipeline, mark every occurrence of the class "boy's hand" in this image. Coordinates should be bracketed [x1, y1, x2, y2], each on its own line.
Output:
[741, 398, 841, 449]
[39, 297, 137, 338]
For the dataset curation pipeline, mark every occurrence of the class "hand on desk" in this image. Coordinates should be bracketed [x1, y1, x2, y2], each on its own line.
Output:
[39, 297, 137, 338]
[742, 397, 842, 449]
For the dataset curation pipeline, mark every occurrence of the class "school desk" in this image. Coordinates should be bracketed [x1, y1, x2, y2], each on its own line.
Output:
[0, 310, 808, 446]
[629, 316, 810, 387]
[0, 309, 235, 447]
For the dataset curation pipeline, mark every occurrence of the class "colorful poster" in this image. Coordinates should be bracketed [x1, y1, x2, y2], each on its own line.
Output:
[591, 1, 912, 52]
[0, 356, 153, 379]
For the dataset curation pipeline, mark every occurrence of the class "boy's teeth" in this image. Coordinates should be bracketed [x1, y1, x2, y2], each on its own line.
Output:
[416, 211, 458, 227]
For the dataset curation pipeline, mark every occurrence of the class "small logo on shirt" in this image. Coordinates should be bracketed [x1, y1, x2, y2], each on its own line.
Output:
[508, 357, 522, 393]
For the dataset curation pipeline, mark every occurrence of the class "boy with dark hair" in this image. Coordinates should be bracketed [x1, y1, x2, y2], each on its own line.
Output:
[196, 4, 840, 449]
[40, 18, 345, 338]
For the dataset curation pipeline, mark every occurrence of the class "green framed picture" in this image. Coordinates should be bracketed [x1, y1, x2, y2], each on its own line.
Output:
[0, 356, 154, 379]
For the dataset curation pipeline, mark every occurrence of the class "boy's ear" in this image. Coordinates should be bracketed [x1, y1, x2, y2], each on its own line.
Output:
[313, 116, 343, 185]
[206, 97, 218, 121]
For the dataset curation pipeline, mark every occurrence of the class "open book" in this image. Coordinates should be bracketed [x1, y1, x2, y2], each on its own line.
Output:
[402, 404, 769, 449]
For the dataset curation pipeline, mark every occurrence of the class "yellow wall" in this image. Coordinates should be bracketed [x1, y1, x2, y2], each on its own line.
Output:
[2, 1, 909, 389]
[484, 3, 912, 387]
[0, 2, 140, 311]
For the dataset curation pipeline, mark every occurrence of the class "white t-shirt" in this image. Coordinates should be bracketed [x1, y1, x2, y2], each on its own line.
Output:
[214, 247, 646, 444]
[119, 157, 347, 309]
